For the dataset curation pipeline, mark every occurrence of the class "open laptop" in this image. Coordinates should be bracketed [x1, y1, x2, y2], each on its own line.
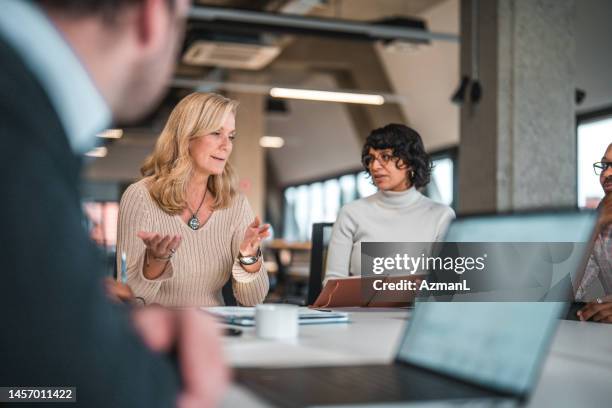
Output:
[236, 210, 596, 407]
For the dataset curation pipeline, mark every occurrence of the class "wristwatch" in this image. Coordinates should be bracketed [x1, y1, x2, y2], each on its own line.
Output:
[238, 248, 262, 265]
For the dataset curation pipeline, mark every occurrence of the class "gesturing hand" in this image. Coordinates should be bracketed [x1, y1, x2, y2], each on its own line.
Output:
[239, 216, 270, 257]
[138, 232, 182, 260]
[131, 307, 230, 408]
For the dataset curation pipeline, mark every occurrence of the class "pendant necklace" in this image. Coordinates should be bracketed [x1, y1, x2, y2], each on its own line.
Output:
[187, 188, 208, 230]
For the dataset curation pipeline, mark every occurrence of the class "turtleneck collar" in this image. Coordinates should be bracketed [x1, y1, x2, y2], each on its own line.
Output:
[374, 187, 422, 209]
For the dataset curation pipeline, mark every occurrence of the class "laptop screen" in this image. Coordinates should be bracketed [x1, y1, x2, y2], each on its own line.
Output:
[395, 211, 596, 396]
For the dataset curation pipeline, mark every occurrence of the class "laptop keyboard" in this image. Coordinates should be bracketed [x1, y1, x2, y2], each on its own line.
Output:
[237, 364, 503, 408]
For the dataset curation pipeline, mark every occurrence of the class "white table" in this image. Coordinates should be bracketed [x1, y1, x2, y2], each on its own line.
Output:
[219, 308, 612, 407]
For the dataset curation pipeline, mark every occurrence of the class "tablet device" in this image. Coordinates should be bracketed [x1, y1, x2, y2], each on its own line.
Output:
[311, 274, 423, 308]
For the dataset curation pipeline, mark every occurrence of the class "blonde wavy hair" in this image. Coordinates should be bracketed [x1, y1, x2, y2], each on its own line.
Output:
[141, 92, 239, 214]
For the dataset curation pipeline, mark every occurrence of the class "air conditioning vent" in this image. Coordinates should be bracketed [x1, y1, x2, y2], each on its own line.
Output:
[182, 41, 281, 70]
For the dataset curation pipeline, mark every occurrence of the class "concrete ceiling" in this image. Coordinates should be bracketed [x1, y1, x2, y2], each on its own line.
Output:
[308, 0, 448, 20]
[86, 0, 432, 185]
[194, 0, 447, 17]
[83, 0, 612, 190]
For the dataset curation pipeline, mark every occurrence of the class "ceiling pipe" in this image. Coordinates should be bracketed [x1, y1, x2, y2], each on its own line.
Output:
[172, 77, 409, 105]
[188, 5, 459, 43]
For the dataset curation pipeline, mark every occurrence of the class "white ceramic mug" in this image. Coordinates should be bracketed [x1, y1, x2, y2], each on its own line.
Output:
[255, 304, 299, 340]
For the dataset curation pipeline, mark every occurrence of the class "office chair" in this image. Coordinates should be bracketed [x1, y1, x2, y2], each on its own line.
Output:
[307, 222, 334, 305]
[222, 280, 237, 306]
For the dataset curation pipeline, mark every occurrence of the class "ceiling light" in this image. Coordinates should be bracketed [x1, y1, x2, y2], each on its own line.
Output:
[260, 136, 285, 148]
[85, 146, 108, 158]
[97, 129, 123, 139]
[270, 88, 384, 105]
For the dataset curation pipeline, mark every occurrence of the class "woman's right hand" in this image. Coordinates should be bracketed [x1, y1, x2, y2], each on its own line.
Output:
[137, 231, 182, 260]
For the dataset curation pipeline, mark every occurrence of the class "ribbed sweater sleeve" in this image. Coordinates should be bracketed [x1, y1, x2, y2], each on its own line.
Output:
[230, 195, 270, 306]
[117, 183, 174, 304]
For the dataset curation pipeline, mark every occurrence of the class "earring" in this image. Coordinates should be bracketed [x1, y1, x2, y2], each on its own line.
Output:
[410, 170, 415, 179]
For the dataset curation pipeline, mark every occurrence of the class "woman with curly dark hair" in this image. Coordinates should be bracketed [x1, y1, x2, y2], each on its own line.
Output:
[325, 123, 455, 281]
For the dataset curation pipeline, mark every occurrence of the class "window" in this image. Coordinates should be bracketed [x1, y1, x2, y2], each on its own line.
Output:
[339, 174, 357, 205]
[282, 150, 457, 241]
[426, 152, 456, 207]
[356, 171, 377, 198]
[577, 110, 612, 209]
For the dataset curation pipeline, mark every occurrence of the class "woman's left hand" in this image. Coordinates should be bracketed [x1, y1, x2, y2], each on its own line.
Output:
[239, 216, 271, 256]
[577, 297, 612, 323]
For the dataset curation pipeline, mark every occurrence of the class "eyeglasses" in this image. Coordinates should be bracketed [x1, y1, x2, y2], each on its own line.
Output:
[363, 152, 397, 168]
[594, 161, 612, 175]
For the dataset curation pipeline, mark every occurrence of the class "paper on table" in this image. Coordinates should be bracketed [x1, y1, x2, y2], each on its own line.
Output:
[205, 306, 256, 318]
[202, 306, 349, 326]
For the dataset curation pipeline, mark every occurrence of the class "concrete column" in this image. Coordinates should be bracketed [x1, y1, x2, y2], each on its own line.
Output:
[227, 82, 266, 218]
[458, 0, 576, 213]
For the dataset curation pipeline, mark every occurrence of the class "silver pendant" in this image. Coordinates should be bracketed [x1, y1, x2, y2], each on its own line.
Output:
[188, 215, 200, 230]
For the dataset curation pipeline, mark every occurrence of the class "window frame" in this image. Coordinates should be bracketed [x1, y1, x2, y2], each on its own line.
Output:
[429, 146, 458, 209]
[280, 146, 458, 240]
[576, 104, 612, 208]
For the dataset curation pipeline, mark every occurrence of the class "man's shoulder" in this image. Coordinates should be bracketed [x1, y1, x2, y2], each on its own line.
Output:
[600, 225, 612, 241]
[0, 36, 70, 162]
[0, 38, 56, 120]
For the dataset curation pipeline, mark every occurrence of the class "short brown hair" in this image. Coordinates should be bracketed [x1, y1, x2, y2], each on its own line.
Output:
[34, 1, 174, 22]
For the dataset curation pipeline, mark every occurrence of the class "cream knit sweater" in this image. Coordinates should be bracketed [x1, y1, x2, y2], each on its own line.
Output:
[325, 187, 455, 283]
[116, 178, 269, 307]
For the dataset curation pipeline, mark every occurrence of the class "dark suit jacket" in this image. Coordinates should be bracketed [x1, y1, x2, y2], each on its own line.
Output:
[0, 36, 179, 406]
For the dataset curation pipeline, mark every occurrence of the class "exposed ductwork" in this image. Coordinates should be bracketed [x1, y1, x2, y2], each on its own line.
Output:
[182, 37, 282, 70]
[182, 5, 458, 70]
[187, 5, 459, 43]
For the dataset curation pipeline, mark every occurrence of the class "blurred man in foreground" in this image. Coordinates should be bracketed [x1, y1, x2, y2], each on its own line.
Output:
[577, 143, 612, 323]
[0, 1, 229, 406]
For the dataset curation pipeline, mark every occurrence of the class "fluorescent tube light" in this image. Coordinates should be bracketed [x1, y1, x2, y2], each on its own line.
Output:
[97, 129, 123, 139]
[260, 136, 285, 148]
[270, 87, 384, 105]
[85, 146, 108, 158]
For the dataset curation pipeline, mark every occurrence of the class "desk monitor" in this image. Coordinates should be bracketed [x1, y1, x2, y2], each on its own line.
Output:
[307, 222, 334, 305]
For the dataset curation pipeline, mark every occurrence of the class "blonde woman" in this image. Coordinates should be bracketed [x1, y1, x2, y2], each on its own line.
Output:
[116, 92, 270, 307]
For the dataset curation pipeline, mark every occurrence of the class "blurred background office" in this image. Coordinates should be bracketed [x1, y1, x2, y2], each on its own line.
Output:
[80, 0, 612, 303]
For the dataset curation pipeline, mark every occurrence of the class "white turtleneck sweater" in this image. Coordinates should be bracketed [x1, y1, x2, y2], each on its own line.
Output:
[324, 188, 455, 282]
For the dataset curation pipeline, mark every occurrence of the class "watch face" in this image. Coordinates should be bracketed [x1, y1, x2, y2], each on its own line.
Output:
[239, 249, 261, 265]
[240, 256, 257, 265]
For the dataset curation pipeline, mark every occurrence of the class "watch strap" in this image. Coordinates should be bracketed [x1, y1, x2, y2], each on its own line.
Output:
[238, 247, 262, 265]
